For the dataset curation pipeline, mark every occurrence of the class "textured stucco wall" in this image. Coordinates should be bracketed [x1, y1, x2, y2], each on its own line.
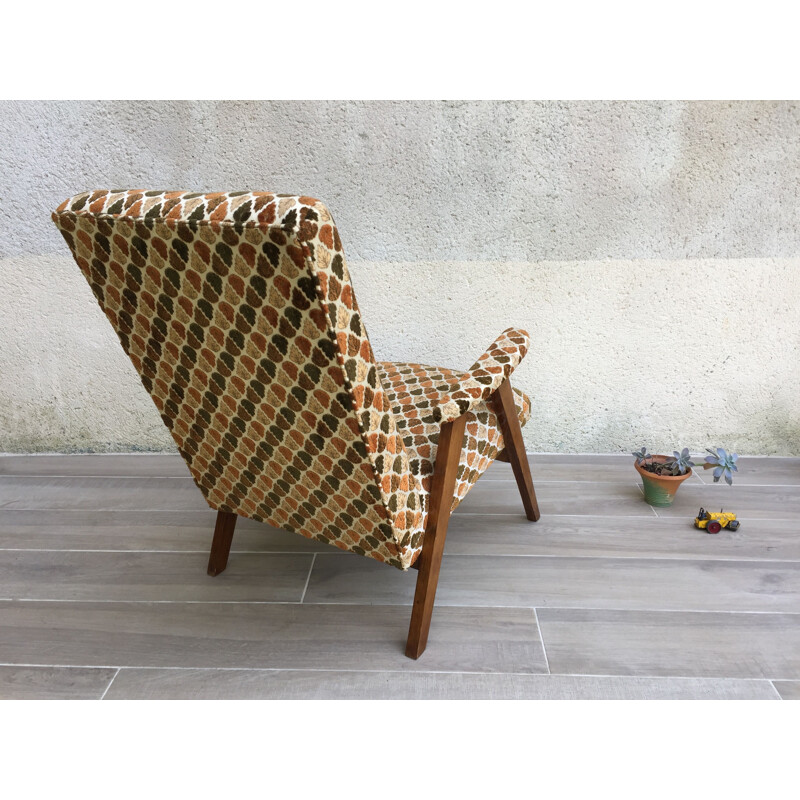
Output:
[1, 100, 799, 454]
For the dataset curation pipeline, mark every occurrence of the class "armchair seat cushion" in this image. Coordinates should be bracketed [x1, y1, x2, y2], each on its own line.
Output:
[377, 361, 531, 513]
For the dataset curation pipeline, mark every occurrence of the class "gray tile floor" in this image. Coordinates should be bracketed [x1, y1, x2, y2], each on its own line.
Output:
[0, 453, 798, 700]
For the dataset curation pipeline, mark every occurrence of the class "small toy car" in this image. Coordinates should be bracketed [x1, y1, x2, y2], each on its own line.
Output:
[694, 507, 740, 533]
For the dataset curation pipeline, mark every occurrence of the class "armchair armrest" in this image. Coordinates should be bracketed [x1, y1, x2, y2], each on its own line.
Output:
[436, 327, 530, 423]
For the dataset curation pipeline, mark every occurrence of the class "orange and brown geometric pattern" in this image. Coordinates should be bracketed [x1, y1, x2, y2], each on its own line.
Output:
[51, 190, 532, 571]
[378, 361, 531, 512]
[429, 328, 531, 424]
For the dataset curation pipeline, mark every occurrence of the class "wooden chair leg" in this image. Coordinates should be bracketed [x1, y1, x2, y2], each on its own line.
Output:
[207, 510, 237, 576]
[406, 413, 467, 659]
[491, 378, 541, 521]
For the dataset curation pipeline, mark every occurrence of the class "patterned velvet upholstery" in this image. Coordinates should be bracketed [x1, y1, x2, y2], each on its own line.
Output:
[379, 361, 531, 512]
[52, 190, 532, 571]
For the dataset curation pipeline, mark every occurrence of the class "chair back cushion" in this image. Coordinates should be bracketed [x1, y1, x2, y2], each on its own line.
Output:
[53, 191, 424, 569]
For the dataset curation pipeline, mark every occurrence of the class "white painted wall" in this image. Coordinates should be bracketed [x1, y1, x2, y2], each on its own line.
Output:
[1, 101, 799, 454]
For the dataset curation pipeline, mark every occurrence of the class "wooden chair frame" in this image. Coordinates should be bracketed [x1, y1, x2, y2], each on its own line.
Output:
[206, 376, 539, 659]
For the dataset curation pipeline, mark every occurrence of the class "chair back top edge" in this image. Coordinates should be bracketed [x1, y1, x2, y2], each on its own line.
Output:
[54, 189, 327, 233]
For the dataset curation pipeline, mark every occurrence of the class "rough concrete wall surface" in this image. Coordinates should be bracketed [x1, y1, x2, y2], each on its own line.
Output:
[1, 100, 798, 453]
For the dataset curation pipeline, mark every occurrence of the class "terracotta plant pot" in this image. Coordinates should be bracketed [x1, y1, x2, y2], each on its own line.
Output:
[634, 455, 693, 507]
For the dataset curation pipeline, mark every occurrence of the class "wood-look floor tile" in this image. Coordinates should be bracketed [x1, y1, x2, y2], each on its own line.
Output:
[486, 454, 800, 488]
[0, 509, 329, 553]
[0, 551, 313, 602]
[0, 476, 207, 511]
[0, 454, 188, 478]
[305, 552, 800, 613]
[104, 669, 780, 700]
[3, 453, 799, 697]
[0, 665, 117, 700]
[537, 608, 800, 679]
[484, 454, 704, 484]
[457, 479, 652, 516]
[0, 601, 546, 674]
[772, 681, 800, 699]
[444, 513, 800, 561]
[653, 484, 800, 520]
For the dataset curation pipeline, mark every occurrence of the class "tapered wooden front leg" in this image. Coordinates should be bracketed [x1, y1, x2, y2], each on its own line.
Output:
[406, 413, 468, 659]
[491, 378, 540, 521]
[207, 510, 237, 577]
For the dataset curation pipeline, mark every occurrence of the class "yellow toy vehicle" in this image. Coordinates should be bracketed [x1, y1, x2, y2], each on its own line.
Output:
[694, 507, 740, 533]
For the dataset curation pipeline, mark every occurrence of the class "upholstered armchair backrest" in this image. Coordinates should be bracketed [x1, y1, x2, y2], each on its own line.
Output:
[53, 191, 425, 569]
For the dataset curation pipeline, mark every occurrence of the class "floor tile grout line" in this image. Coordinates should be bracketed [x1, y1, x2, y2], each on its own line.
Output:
[0, 509, 655, 517]
[5, 476, 800, 488]
[10, 476, 799, 487]
[299, 554, 316, 603]
[11, 474, 773, 484]
[3, 451, 796, 458]
[5, 598, 800, 614]
[0, 662, 792, 683]
[0, 477, 646, 484]
[0, 663, 126, 672]
[99, 667, 120, 700]
[5, 510, 800, 522]
[532, 608, 551, 674]
[767, 680, 784, 700]
[3, 548, 800, 563]
[0, 475, 194, 480]
[696, 482, 800, 488]
[0, 509, 219, 515]
[0, 548, 334, 555]
[591, 515, 800, 522]
[5, 469, 798, 486]
[634, 483, 660, 517]
[524, 605, 800, 616]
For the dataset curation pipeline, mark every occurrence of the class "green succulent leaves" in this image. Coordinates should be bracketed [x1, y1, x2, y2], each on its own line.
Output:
[632, 445, 738, 483]
[705, 447, 739, 486]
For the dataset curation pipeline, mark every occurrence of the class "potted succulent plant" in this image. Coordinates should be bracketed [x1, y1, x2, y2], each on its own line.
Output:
[632, 446, 738, 507]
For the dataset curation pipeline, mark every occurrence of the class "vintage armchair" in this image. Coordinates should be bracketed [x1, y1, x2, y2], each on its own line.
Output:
[52, 190, 539, 658]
